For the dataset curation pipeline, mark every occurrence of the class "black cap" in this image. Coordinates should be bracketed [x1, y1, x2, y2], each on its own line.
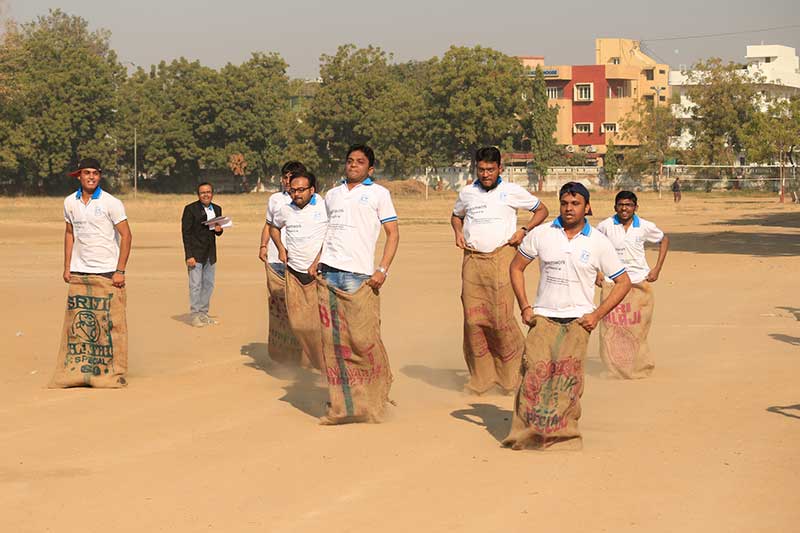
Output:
[559, 181, 593, 216]
[68, 158, 102, 177]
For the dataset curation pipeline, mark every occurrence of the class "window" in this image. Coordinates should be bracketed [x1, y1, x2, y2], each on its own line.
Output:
[573, 123, 593, 134]
[644, 69, 654, 81]
[574, 83, 593, 102]
[659, 95, 666, 102]
[547, 86, 564, 99]
[601, 123, 618, 133]
[659, 69, 666, 75]
[610, 57, 620, 65]
[644, 94, 655, 103]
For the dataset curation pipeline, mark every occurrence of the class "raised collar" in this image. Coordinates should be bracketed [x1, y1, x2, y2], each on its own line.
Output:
[613, 214, 640, 228]
[552, 216, 591, 236]
[472, 176, 503, 191]
[76, 187, 102, 200]
[341, 177, 374, 186]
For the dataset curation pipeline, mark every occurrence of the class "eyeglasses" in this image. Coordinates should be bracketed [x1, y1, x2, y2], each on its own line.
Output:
[288, 186, 312, 194]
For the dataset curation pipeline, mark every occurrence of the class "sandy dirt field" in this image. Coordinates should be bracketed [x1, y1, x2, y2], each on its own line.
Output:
[0, 189, 798, 533]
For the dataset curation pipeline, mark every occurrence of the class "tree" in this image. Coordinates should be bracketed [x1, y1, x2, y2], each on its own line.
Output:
[517, 66, 559, 188]
[0, 10, 124, 192]
[603, 139, 620, 185]
[683, 58, 761, 166]
[619, 99, 680, 182]
[426, 46, 528, 167]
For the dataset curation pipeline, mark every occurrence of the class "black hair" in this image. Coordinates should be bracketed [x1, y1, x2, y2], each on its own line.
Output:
[346, 144, 375, 167]
[197, 182, 213, 192]
[281, 161, 306, 176]
[615, 190, 638, 205]
[475, 146, 502, 165]
[289, 171, 316, 190]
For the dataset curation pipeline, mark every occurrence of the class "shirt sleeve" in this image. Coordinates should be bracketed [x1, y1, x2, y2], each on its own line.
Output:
[63, 199, 72, 224]
[271, 205, 287, 229]
[452, 191, 467, 217]
[643, 220, 664, 243]
[517, 230, 538, 261]
[109, 198, 128, 225]
[378, 189, 398, 224]
[597, 234, 626, 279]
[595, 218, 610, 236]
[266, 195, 277, 225]
[507, 184, 541, 212]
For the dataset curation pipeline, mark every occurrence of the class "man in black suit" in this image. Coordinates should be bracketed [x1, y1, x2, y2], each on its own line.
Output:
[181, 182, 224, 327]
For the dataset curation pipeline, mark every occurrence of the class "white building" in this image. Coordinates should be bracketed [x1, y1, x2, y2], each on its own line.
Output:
[669, 44, 800, 150]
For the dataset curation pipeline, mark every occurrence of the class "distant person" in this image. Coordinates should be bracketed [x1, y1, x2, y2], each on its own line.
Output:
[451, 146, 549, 395]
[181, 182, 224, 327]
[259, 161, 306, 276]
[50, 157, 132, 388]
[503, 182, 631, 451]
[269, 170, 328, 285]
[672, 177, 681, 203]
[595, 191, 669, 378]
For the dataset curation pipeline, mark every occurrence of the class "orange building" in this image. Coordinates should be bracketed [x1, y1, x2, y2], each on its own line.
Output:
[521, 38, 670, 163]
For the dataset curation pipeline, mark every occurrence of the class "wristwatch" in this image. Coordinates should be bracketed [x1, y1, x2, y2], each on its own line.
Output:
[376, 266, 388, 276]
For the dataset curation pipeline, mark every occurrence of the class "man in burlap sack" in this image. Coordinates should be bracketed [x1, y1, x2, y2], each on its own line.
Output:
[451, 147, 549, 395]
[259, 161, 307, 365]
[316, 144, 399, 424]
[270, 170, 327, 370]
[50, 158, 132, 388]
[595, 191, 670, 379]
[181, 182, 224, 327]
[503, 182, 631, 450]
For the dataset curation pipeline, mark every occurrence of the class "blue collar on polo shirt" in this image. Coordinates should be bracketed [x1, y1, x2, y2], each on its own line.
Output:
[76, 187, 102, 200]
[613, 214, 640, 227]
[472, 176, 503, 190]
[340, 177, 374, 186]
[552, 216, 592, 236]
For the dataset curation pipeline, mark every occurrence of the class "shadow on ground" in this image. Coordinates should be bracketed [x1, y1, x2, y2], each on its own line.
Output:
[766, 404, 800, 420]
[400, 364, 469, 392]
[240, 342, 328, 419]
[777, 306, 800, 321]
[669, 231, 800, 257]
[769, 334, 800, 346]
[450, 403, 512, 443]
[713, 212, 800, 229]
[171, 313, 194, 325]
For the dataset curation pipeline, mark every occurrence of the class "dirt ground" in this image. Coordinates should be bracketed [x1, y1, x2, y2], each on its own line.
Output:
[1, 189, 798, 533]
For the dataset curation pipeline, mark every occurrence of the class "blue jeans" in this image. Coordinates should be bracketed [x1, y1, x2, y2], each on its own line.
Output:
[188, 260, 216, 314]
[320, 267, 370, 293]
[269, 262, 285, 278]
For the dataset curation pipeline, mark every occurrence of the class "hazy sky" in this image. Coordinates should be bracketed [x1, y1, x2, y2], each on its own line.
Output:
[6, 0, 800, 78]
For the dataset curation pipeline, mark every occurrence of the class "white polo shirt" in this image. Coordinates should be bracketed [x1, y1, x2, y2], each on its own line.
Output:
[518, 217, 626, 318]
[265, 191, 292, 263]
[63, 187, 128, 273]
[596, 214, 664, 284]
[453, 178, 542, 253]
[319, 178, 398, 275]
[271, 194, 328, 272]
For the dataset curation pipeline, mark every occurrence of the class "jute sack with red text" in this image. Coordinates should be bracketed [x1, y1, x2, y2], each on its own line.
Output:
[503, 316, 590, 450]
[49, 274, 128, 388]
[599, 281, 655, 379]
[461, 245, 524, 394]
[316, 279, 392, 424]
[266, 265, 305, 366]
[285, 270, 323, 370]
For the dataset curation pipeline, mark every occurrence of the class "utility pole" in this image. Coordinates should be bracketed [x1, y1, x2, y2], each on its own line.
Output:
[134, 126, 138, 199]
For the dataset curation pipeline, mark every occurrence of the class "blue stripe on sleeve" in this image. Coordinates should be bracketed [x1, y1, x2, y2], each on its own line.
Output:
[518, 248, 535, 261]
[380, 216, 398, 224]
[529, 199, 541, 211]
[609, 267, 626, 279]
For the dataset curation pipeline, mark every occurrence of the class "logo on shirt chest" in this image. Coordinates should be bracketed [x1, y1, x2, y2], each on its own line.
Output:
[313, 211, 322, 221]
[580, 249, 591, 263]
[94, 206, 103, 217]
[359, 194, 370, 205]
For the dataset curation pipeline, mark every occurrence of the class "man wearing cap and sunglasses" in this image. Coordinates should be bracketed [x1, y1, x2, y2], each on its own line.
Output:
[50, 158, 132, 388]
[503, 182, 631, 450]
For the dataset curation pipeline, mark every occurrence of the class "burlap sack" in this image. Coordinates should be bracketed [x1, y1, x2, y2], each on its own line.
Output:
[266, 265, 306, 366]
[461, 245, 525, 394]
[285, 270, 323, 370]
[49, 274, 128, 388]
[599, 281, 655, 379]
[317, 279, 392, 424]
[503, 316, 590, 450]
